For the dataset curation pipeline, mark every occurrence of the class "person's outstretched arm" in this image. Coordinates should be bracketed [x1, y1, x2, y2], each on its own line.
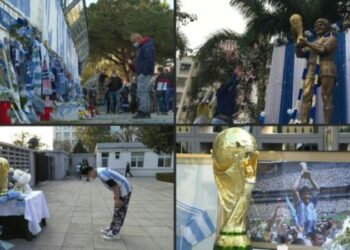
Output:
[303, 170, 320, 192]
[293, 172, 302, 202]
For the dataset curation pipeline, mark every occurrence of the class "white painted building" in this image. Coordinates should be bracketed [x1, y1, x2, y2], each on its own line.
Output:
[176, 56, 199, 122]
[95, 142, 174, 177]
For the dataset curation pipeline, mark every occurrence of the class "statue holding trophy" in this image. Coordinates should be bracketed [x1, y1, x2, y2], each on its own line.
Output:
[212, 128, 259, 250]
[290, 14, 337, 124]
[0, 157, 10, 196]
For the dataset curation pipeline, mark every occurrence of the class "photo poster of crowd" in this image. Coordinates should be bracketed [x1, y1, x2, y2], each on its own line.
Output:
[248, 161, 350, 248]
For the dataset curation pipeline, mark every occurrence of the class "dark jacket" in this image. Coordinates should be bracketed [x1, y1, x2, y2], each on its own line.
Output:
[109, 76, 123, 91]
[154, 72, 169, 91]
[214, 73, 238, 118]
[135, 37, 155, 76]
[166, 70, 174, 89]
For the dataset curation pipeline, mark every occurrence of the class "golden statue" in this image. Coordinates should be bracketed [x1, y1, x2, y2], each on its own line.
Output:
[0, 157, 10, 196]
[291, 14, 337, 124]
[212, 128, 259, 250]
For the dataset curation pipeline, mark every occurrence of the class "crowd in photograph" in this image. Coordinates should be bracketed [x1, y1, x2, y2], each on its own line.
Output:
[83, 66, 174, 118]
[255, 164, 350, 192]
[247, 163, 350, 248]
[248, 203, 346, 247]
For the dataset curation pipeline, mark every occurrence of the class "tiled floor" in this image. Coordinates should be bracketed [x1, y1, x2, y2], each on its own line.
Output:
[7, 177, 174, 250]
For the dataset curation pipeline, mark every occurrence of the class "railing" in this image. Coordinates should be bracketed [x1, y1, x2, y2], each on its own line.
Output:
[0, 0, 24, 32]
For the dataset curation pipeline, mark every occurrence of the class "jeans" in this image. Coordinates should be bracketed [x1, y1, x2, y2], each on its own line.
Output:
[110, 193, 131, 234]
[166, 87, 174, 112]
[156, 91, 167, 113]
[136, 74, 151, 113]
[109, 89, 122, 113]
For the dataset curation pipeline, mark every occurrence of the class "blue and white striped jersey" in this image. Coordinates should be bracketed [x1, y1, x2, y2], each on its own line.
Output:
[97, 168, 133, 197]
[176, 200, 215, 250]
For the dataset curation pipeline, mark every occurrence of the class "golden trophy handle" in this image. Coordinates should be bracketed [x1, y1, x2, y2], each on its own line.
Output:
[212, 128, 259, 250]
[290, 14, 304, 45]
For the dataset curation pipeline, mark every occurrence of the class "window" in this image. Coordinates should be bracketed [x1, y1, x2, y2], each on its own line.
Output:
[158, 156, 172, 168]
[56, 133, 62, 139]
[64, 132, 70, 139]
[131, 152, 144, 168]
[180, 63, 191, 72]
[101, 152, 109, 168]
[177, 126, 191, 133]
[115, 152, 120, 159]
[178, 141, 192, 154]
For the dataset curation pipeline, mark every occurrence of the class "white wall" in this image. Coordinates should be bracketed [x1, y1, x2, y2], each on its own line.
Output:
[96, 148, 174, 177]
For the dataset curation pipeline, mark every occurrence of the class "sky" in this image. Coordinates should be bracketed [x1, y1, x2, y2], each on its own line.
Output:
[85, 0, 174, 9]
[0, 127, 54, 149]
[180, 0, 247, 51]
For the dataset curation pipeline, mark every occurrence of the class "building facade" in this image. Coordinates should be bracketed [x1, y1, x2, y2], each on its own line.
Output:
[95, 142, 174, 177]
[53, 126, 78, 149]
[176, 56, 199, 122]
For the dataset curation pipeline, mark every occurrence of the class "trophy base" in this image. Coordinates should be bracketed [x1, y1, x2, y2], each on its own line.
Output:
[213, 244, 251, 250]
[213, 234, 251, 250]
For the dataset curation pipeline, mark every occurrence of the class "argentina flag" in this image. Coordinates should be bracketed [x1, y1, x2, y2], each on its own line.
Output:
[176, 156, 218, 250]
[177, 201, 215, 250]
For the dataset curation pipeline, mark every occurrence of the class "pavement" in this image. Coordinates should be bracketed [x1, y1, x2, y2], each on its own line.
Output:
[8, 177, 174, 250]
[74, 104, 174, 124]
[80, 111, 174, 124]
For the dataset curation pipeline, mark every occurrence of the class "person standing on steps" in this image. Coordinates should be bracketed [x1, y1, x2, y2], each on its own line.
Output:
[129, 32, 155, 119]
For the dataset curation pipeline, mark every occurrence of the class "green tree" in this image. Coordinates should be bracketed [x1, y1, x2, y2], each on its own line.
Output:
[191, 29, 241, 98]
[190, 29, 271, 123]
[136, 126, 174, 154]
[113, 126, 137, 142]
[176, 0, 197, 57]
[230, 0, 348, 43]
[75, 126, 117, 152]
[87, 0, 174, 80]
[13, 132, 47, 150]
[53, 140, 72, 153]
[13, 132, 30, 147]
[72, 140, 88, 154]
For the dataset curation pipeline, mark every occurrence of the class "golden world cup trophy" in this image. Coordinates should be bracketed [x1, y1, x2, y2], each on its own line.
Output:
[290, 14, 305, 45]
[0, 157, 10, 196]
[212, 128, 259, 250]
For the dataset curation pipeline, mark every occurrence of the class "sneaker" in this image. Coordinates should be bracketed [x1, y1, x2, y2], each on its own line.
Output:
[100, 227, 111, 234]
[102, 230, 121, 240]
